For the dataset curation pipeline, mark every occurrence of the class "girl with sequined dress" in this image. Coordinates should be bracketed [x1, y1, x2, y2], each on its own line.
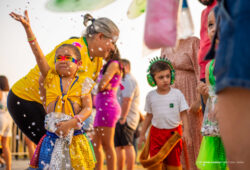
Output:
[10, 10, 97, 170]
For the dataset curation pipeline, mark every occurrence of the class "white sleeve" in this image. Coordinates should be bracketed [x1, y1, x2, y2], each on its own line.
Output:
[144, 93, 152, 114]
[179, 92, 189, 112]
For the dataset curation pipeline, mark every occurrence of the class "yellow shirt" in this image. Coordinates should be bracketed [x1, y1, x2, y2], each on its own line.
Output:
[44, 69, 95, 116]
[11, 37, 102, 104]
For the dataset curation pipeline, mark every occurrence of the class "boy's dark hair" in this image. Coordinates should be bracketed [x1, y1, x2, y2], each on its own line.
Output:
[56, 44, 81, 61]
[0, 75, 9, 91]
[150, 61, 171, 78]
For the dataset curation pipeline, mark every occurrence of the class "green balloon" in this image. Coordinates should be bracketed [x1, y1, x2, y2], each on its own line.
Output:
[46, 0, 116, 12]
[127, 0, 146, 19]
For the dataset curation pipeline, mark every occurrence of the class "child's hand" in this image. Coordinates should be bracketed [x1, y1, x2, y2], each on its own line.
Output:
[55, 120, 73, 138]
[9, 10, 30, 28]
[138, 135, 146, 150]
[182, 130, 192, 146]
[197, 81, 209, 96]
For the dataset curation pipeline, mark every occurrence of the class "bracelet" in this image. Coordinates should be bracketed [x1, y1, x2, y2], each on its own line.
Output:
[28, 37, 36, 43]
[74, 115, 83, 129]
[74, 115, 82, 123]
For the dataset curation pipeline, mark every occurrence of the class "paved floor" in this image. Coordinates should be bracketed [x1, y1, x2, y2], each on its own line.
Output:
[0, 159, 145, 170]
[0, 159, 29, 170]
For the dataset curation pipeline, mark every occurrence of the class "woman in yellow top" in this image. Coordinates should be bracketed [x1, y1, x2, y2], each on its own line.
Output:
[9, 10, 118, 170]
[8, 11, 119, 144]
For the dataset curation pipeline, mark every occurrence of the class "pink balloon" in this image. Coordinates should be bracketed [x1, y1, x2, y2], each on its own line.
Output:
[144, 0, 179, 49]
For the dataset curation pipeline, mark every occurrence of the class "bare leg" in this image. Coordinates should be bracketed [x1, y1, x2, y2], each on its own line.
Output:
[217, 88, 250, 170]
[0, 136, 5, 165]
[115, 147, 125, 170]
[24, 136, 36, 160]
[1, 137, 11, 170]
[93, 127, 104, 170]
[124, 145, 135, 170]
[101, 127, 116, 170]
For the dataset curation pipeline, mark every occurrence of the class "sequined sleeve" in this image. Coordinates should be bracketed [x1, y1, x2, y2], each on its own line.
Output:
[81, 77, 96, 96]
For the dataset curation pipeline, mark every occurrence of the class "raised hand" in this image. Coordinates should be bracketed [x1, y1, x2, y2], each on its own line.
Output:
[9, 10, 30, 28]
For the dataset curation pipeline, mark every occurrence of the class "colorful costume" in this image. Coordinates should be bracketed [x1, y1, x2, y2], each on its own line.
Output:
[94, 60, 122, 128]
[30, 69, 96, 170]
[196, 59, 228, 170]
[8, 37, 103, 144]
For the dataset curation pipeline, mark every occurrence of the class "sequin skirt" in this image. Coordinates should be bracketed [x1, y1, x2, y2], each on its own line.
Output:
[34, 112, 96, 170]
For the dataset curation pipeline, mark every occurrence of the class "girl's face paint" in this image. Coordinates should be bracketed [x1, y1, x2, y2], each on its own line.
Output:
[55, 55, 78, 64]
[55, 47, 81, 77]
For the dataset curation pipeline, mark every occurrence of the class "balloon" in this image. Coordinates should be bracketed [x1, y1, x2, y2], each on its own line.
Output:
[46, 0, 116, 12]
[127, 0, 146, 19]
[144, 0, 179, 49]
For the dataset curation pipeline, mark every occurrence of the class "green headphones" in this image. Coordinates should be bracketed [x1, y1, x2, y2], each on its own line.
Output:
[147, 57, 175, 87]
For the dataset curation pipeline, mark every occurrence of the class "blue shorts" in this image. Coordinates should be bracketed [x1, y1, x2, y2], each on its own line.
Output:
[214, 0, 250, 93]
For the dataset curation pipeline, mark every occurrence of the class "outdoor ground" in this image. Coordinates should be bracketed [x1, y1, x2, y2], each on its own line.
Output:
[0, 158, 145, 170]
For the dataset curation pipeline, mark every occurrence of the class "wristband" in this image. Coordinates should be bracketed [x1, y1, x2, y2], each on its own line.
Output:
[74, 115, 82, 123]
[28, 37, 36, 43]
[74, 115, 83, 129]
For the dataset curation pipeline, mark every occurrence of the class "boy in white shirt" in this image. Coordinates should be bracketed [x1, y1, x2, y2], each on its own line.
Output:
[138, 57, 191, 170]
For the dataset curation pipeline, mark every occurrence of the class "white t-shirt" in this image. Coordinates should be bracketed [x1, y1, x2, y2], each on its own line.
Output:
[144, 88, 189, 129]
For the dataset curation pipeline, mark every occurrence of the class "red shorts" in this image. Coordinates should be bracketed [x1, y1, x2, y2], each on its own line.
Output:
[149, 125, 182, 166]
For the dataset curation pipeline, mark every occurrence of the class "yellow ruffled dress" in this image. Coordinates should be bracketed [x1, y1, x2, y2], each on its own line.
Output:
[44, 69, 96, 170]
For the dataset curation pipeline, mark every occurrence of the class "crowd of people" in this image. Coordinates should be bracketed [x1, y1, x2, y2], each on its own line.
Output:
[0, 0, 250, 169]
